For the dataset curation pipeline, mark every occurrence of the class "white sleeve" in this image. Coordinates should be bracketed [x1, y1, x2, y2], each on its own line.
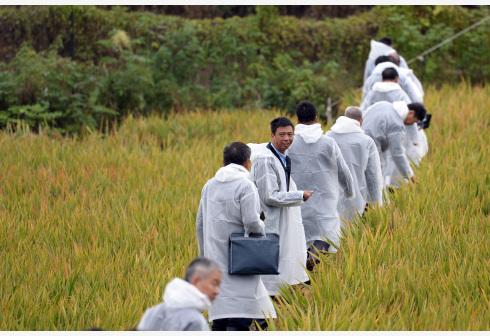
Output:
[365, 141, 384, 205]
[240, 184, 266, 236]
[253, 157, 304, 207]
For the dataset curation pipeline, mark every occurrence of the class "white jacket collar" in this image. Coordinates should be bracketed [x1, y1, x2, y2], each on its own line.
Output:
[295, 123, 324, 143]
[373, 81, 402, 93]
[393, 101, 409, 120]
[163, 278, 211, 312]
[247, 143, 271, 162]
[330, 116, 363, 134]
[368, 40, 395, 61]
[215, 163, 250, 182]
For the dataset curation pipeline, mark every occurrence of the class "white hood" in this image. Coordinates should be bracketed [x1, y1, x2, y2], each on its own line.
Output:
[368, 40, 395, 61]
[393, 101, 409, 120]
[330, 116, 363, 134]
[295, 123, 324, 143]
[372, 81, 402, 93]
[373, 61, 399, 75]
[163, 278, 211, 312]
[247, 142, 270, 162]
[215, 163, 250, 182]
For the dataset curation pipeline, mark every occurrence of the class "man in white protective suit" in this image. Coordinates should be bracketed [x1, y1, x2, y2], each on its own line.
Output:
[362, 101, 427, 187]
[249, 117, 313, 296]
[363, 38, 409, 82]
[287, 101, 355, 270]
[196, 142, 276, 330]
[361, 67, 410, 111]
[363, 55, 429, 168]
[137, 257, 221, 331]
[326, 106, 384, 222]
[363, 55, 423, 104]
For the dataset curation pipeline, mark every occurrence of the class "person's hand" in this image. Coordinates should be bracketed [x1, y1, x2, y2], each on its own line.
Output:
[303, 190, 314, 201]
[409, 176, 416, 184]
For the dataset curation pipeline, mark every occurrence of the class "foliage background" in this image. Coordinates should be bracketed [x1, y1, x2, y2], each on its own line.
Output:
[0, 5, 489, 133]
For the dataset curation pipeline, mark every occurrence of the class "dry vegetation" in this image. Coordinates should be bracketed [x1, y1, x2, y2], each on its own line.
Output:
[0, 84, 488, 330]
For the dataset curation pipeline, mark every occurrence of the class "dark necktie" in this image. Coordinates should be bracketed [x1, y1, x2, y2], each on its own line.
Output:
[285, 155, 291, 191]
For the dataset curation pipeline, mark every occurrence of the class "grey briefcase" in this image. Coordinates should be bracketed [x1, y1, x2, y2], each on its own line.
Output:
[228, 232, 280, 275]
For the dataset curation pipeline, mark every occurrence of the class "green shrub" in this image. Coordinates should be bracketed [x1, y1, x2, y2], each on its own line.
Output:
[0, 5, 488, 134]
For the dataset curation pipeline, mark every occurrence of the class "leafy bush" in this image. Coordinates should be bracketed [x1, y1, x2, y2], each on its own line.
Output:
[0, 5, 488, 133]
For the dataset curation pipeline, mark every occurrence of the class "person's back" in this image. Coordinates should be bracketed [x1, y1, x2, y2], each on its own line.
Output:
[362, 101, 404, 154]
[196, 142, 276, 330]
[137, 279, 210, 331]
[363, 39, 396, 82]
[361, 81, 410, 111]
[362, 101, 427, 185]
[364, 61, 422, 103]
[326, 110, 383, 221]
[288, 102, 354, 254]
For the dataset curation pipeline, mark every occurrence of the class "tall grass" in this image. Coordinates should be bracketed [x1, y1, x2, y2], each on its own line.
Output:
[0, 84, 488, 330]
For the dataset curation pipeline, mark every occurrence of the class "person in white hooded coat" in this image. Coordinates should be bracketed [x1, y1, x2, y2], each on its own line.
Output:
[137, 257, 221, 331]
[361, 67, 411, 111]
[363, 56, 423, 104]
[287, 102, 355, 254]
[196, 142, 276, 330]
[363, 57, 428, 168]
[250, 117, 312, 296]
[362, 101, 427, 186]
[326, 107, 383, 221]
[363, 39, 409, 82]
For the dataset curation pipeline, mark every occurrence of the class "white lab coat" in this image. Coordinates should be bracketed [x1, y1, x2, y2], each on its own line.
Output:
[363, 40, 396, 82]
[196, 163, 276, 320]
[361, 81, 411, 111]
[363, 40, 411, 80]
[363, 62, 423, 104]
[326, 117, 384, 222]
[249, 143, 309, 296]
[362, 101, 414, 186]
[287, 124, 355, 250]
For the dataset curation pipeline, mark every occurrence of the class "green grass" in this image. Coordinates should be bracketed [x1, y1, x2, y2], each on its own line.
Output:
[0, 84, 489, 330]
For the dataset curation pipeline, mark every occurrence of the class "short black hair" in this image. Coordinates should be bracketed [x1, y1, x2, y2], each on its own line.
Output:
[382, 67, 399, 81]
[223, 141, 251, 166]
[379, 37, 392, 46]
[270, 117, 294, 134]
[407, 102, 427, 121]
[296, 101, 317, 123]
[375, 55, 391, 66]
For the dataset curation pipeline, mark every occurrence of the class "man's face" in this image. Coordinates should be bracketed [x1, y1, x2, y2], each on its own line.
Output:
[404, 111, 418, 125]
[271, 125, 294, 153]
[192, 270, 222, 302]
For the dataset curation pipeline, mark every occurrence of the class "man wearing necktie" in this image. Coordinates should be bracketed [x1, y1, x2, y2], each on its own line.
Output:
[251, 117, 313, 297]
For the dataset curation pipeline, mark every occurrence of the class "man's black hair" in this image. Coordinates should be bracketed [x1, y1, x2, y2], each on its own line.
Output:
[374, 55, 391, 66]
[270, 117, 294, 134]
[382, 67, 399, 81]
[379, 37, 393, 46]
[296, 101, 317, 123]
[407, 102, 427, 121]
[223, 141, 251, 166]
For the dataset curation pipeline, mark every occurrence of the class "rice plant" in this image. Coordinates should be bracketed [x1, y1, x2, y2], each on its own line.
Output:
[0, 84, 488, 330]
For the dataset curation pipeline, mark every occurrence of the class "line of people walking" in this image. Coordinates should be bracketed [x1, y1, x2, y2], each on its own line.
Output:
[136, 36, 430, 331]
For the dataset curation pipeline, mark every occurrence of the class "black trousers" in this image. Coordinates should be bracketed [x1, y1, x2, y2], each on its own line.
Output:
[211, 318, 268, 331]
[306, 240, 331, 271]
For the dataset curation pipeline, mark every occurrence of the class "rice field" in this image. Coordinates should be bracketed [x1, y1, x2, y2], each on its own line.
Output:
[0, 83, 489, 330]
